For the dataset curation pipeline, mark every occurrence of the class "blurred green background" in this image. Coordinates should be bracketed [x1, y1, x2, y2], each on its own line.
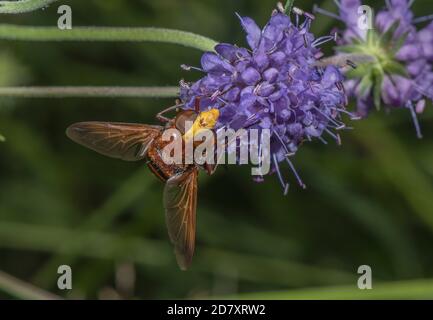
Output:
[1, 0, 433, 299]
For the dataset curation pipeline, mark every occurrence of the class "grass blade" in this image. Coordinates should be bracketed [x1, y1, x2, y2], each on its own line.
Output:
[0, 270, 60, 300]
[0, 86, 179, 98]
[0, 25, 218, 52]
[226, 278, 433, 299]
[0, 0, 58, 13]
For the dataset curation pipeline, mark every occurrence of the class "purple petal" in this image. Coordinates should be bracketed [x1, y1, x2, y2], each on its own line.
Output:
[215, 43, 238, 62]
[263, 67, 279, 83]
[269, 88, 284, 101]
[262, 13, 290, 43]
[257, 82, 276, 97]
[219, 103, 237, 122]
[406, 60, 428, 76]
[239, 93, 257, 110]
[397, 43, 422, 61]
[224, 87, 240, 101]
[269, 51, 286, 65]
[201, 52, 233, 73]
[339, 0, 361, 27]
[416, 99, 426, 114]
[382, 75, 417, 107]
[305, 125, 321, 137]
[241, 67, 261, 85]
[259, 115, 272, 129]
[375, 0, 414, 37]
[254, 51, 270, 71]
[268, 13, 291, 28]
[322, 65, 343, 88]
[236, 13, 262, 50]
[356, 96, 373, 118]
[418, 22, 433, 61]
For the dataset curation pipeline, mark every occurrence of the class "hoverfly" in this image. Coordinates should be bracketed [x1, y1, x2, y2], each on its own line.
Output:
[66, 99, 220, 270]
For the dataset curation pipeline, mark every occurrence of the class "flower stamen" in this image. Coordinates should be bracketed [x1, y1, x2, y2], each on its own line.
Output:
[406, 101, 423, 139]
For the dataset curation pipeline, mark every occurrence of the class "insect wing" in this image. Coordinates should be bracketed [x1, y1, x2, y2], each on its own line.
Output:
[163, 168, 198, 270]
[66, 122, 162, 161]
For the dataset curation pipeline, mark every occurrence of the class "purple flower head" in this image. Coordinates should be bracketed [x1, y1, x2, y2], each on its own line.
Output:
[180, 5, 352, 193]
[315, 0, 433, 138]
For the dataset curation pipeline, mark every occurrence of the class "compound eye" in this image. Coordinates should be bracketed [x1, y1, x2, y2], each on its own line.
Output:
[174, 110, 198, 134]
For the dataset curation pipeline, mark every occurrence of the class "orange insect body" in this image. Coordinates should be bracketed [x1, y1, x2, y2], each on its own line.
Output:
[66, 105, 219, 270]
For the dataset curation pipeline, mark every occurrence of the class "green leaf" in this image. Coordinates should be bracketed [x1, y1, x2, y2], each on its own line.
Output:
[0, 133, 5, 142]
[373, 69, 384, 110]
[379, 20, 400, 45]
[346, 62, 373, 79]
[351, 37, 366, 45]
[0, 0, 59, 14]
[358, 73, 373, 96]
[385, 60, 408, 77]
[337, 44, 362, 54]
[366, 29, 379, 46]
[392, 31, 410, 54]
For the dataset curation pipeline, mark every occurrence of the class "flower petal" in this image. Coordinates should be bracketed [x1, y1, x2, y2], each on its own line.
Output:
[241, 67, 261, 85]
[201, 52, 233, 73]
[322, 65, 343, 88]
[215, 43, 238, 62]
[236, 13, 262, 49]
[339, 0, 361, 27]
[382, 75, 417, 107]
[263, 67, 279, 83]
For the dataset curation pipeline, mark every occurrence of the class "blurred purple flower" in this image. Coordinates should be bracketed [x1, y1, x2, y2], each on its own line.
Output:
[315, 0, 433, 138]
[180, 6, 352, 193]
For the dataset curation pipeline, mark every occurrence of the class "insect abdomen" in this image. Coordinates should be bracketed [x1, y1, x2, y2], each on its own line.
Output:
[146, 132, 191, 182]
[147, 160, 170, 182]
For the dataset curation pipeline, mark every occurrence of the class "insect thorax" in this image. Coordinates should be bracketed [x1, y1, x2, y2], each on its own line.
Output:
[147, 135, 190, 182]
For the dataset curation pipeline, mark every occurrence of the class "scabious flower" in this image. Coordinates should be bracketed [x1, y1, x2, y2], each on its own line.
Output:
[315, 0, 433, 138]
[180, 5, 352, 193]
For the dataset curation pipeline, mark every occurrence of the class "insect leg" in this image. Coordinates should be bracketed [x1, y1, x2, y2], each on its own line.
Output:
[204, 129, 237, 176]
[194, 97, 201, 113]
[156, 99, 184, 123]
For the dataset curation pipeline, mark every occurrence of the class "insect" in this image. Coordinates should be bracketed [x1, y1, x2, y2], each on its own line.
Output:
[66, 99, 220, 270]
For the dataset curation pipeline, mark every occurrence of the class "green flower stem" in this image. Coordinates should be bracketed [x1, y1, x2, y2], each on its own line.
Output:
[0, 86, 179, 98]
[0, 24, 218, 52]
[0, 270, 60, 300]
[0, 0, 59, 13]
[225, 278, 433, 299]
[284, 0, 295, 13]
